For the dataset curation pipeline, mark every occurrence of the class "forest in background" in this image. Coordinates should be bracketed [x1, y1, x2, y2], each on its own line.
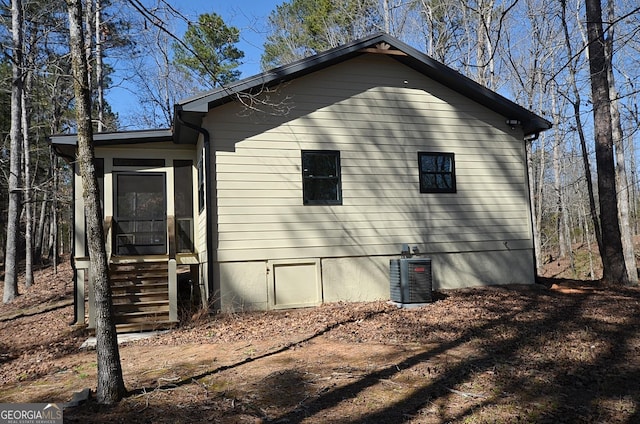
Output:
[1, 0, 639, 299]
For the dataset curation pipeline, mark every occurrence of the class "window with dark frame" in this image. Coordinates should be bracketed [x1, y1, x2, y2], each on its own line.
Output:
[418, 152, 456, 193]
[302, 150, 342, 205]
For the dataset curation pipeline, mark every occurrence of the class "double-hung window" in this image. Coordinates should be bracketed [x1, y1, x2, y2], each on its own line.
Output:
[302, 150, 342, 205]
[418, 152, 456, 193]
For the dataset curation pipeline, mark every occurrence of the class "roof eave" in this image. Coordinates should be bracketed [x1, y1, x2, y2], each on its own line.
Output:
[175, 32, 552, 141]
[49, 129, 175, 162]
[176, 32, 390, 113]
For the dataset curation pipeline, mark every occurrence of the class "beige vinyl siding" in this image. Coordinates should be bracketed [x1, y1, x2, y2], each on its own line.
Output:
[205, 54, 532, 263]
[196, 211, 208, 257]
[73, 163, 86, 258]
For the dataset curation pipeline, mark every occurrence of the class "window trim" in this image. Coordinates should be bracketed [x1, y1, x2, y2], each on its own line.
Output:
[418, 152, 456, 193]
[174, 160, 194, 253]
[301, 150, 342, 205]
[197, 156, 205, 212]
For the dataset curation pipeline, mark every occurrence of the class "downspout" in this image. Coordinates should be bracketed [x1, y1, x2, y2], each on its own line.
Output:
[176, 110, 216, 308]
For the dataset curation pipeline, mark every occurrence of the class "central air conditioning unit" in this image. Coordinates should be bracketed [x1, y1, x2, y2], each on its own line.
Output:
[390, 257, 433, 305]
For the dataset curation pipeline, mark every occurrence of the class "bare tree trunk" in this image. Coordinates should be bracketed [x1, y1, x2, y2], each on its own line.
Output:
[22, 94, 32, 288]
[584, 0, 628, 285]
[4, 0, 24, 303]
[67, 0, 126, 404]
[630, 124, 639, 235]
[84, 0, 93, 93]
[560, 0, 603, 253]
[474, 0, 494, 87]
[22, 49, 33, 288]
[95, 0, 104, 132]
[35, 181, 48, 262]
[47, 204, 55, 259]
[610, 76, 637, 284]
[482, 0, 494, 88]
[550, 87, 567, 258]
[605, 0, 637, 285]
[382, 0, 390, 33]
[580, 200, 596, 279]
[626, 86, 640, 235]
[423, 1, 434, 56]
[564, 192, 575, 273]
[51, 169, 58, 273]
[514, 2, 547, 272]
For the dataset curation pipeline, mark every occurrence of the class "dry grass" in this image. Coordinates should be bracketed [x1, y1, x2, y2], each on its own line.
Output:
[1, 256, 640, 423]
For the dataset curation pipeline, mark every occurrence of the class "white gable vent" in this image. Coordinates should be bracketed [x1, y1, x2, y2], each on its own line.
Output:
[390, 257, 433, 305]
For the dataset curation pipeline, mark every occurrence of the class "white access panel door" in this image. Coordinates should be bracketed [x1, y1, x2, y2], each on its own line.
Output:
[268, 259, 322, 309]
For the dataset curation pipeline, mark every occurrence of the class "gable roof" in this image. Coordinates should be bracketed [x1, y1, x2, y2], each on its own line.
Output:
[175, 32, 551, 144]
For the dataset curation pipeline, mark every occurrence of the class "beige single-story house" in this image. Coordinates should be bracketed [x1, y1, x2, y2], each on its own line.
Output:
[51, 32, 551, 331]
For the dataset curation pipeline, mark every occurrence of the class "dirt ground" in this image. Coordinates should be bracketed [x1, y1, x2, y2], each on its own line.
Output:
[1, 257, 640, 423]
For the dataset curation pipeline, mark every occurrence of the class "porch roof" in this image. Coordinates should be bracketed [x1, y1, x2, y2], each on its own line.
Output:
[50, 129, 173, 161]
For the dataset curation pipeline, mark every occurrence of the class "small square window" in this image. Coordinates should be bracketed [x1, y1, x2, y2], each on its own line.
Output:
[418, 152, 456, 193]
[302, 150, 342, 205]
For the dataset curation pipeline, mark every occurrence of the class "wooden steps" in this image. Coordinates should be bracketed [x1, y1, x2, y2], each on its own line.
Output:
[109, 260, 178, 332]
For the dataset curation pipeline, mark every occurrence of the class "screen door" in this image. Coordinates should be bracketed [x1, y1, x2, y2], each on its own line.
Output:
[114, 173, 166, 255]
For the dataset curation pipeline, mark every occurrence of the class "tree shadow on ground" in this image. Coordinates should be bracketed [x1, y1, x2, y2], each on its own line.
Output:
[270, 282, 640, 423]
[125, 306, 389, 397]
[65, 281, 640, 423]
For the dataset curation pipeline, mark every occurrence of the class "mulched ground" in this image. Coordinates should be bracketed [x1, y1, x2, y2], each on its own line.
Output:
[2, 260, 640, 423]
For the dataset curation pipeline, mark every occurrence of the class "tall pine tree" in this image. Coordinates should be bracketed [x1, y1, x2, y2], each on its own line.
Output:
[172, 12, 244, 89]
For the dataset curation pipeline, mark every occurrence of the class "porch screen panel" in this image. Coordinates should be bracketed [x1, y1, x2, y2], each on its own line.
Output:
[174, 160, 194, 253]
[115, 173, 166, 255]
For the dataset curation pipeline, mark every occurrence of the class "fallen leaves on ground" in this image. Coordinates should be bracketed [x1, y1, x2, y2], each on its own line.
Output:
[1, 261, 640, 423]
